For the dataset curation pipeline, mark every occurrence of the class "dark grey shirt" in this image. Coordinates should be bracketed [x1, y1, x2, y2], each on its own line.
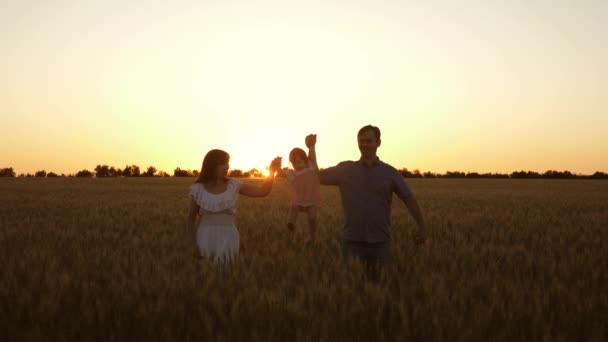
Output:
[319, 158, 413, 243]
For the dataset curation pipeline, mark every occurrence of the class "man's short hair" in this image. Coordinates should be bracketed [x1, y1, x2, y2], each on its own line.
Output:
[357, 125, 381, 141]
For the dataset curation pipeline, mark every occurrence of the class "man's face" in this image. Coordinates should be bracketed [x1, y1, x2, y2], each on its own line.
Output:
[357, 130, 380, 159]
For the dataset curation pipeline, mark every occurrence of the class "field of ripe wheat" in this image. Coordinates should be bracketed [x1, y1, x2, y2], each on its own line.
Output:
[1, 178, 606, 341]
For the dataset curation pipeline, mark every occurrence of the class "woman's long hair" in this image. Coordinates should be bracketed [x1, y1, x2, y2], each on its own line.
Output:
[195, 149, 230, 184]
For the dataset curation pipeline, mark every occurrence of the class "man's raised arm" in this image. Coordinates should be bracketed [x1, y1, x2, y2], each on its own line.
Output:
[305, 134, 319, 172]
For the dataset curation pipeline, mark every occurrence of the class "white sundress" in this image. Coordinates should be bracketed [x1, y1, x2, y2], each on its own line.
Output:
[190, 178, 243, 262]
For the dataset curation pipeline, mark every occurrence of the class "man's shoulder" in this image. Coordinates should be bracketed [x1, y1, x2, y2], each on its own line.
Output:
[377, 160, 398, 171]
[319, 161, 354, 177]
[322, 160, 355, 170]
[376, 161, 404, 178]
[338, 160, 355, 167]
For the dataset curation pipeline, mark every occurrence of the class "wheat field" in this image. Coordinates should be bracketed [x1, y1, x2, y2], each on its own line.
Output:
[1, 178, 606, 341]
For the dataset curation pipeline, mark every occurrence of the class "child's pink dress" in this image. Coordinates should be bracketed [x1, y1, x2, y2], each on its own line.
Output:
[285, 162, 320, 207]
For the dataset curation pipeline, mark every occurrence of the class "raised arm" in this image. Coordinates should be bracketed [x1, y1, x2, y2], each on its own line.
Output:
[305, 134, 319, 172]
[239, 157, 282, 197]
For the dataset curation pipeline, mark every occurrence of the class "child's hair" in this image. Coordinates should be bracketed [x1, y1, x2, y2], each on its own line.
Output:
[289, 148, 308, 167]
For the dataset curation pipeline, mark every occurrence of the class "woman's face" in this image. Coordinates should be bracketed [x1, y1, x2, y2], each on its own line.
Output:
[216, 162, 229, 179]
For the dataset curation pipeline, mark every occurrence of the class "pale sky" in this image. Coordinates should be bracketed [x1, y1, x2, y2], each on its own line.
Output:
[1, 0, 607, 175]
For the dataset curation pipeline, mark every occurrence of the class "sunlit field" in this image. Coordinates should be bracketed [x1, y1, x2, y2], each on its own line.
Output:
[1, 178, 607, 341]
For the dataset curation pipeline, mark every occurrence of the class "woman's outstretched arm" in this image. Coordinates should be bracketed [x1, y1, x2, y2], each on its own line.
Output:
[239, 157, 282, 197]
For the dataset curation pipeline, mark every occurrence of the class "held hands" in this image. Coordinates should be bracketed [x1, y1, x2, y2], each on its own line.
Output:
[269, 157, 282, 174]
[305, 134, 317, 148]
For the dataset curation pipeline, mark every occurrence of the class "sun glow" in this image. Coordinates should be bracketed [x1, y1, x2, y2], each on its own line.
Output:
[180, 26, 378, 171]
[196, 26, 371, 121]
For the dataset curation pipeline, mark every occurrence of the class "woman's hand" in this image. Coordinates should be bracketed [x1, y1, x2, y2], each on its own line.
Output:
[269, 157, 282, 174]
[240, 156, 282, 197]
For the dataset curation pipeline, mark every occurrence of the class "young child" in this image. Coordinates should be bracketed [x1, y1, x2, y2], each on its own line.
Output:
[285, 134, 320, 243]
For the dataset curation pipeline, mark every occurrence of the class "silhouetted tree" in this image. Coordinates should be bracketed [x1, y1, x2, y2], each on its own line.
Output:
[590, 171, 608, 179]
[122, 166, 133, 177]
[422, 171, 436, 178]
[543, 170, 576, 179]
[511, 171, 525, 178]
[445, 171, 466, 178]
[143, 166, 157, 177]
[229, 169, 244, 177]
[465, 172, 481, 178]
[247, 168, 263, 178]
[0, 167, 16, 177]
[112, 168, 122, 177]
[35, 170, 47, 178]
[511, 170, 542, 179]
[76, 169, 94, 178]
[47, 172, 59, 178]
[122, 165, 140, 177]
[173, 167, 193, 177]
[399, 168, 412, 178]
[95, 165, 111, 177]
[158, 171, 170, 177]
[399, 168, 423, 178]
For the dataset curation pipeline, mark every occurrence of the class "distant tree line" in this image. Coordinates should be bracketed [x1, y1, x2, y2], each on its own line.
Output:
[1, 165, 607, 179]
[397, 168, 608, 179]
[0, 165, 267, 178]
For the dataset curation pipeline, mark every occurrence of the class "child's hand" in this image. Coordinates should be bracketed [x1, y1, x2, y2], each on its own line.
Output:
[269, 157, 282, 173]
[305, 134, 317, 148]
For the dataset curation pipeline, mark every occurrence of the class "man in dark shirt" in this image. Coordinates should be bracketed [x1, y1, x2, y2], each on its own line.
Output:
[314, 125, 427, 278]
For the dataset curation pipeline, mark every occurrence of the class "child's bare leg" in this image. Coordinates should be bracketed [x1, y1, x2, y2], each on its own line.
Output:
[287, 205, 298, 231]
[306, 206, 318, 243]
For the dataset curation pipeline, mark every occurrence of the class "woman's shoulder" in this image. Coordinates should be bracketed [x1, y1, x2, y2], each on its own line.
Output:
[190, 182, 203, 198]
[227, 178, 243, 189]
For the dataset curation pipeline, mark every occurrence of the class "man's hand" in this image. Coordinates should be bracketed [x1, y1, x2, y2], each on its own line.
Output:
[414, 228, 427, 245]
[305, 134, 317, 148]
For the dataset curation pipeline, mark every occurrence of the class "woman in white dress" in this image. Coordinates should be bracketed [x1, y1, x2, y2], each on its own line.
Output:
[187, 149, 282, 263]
